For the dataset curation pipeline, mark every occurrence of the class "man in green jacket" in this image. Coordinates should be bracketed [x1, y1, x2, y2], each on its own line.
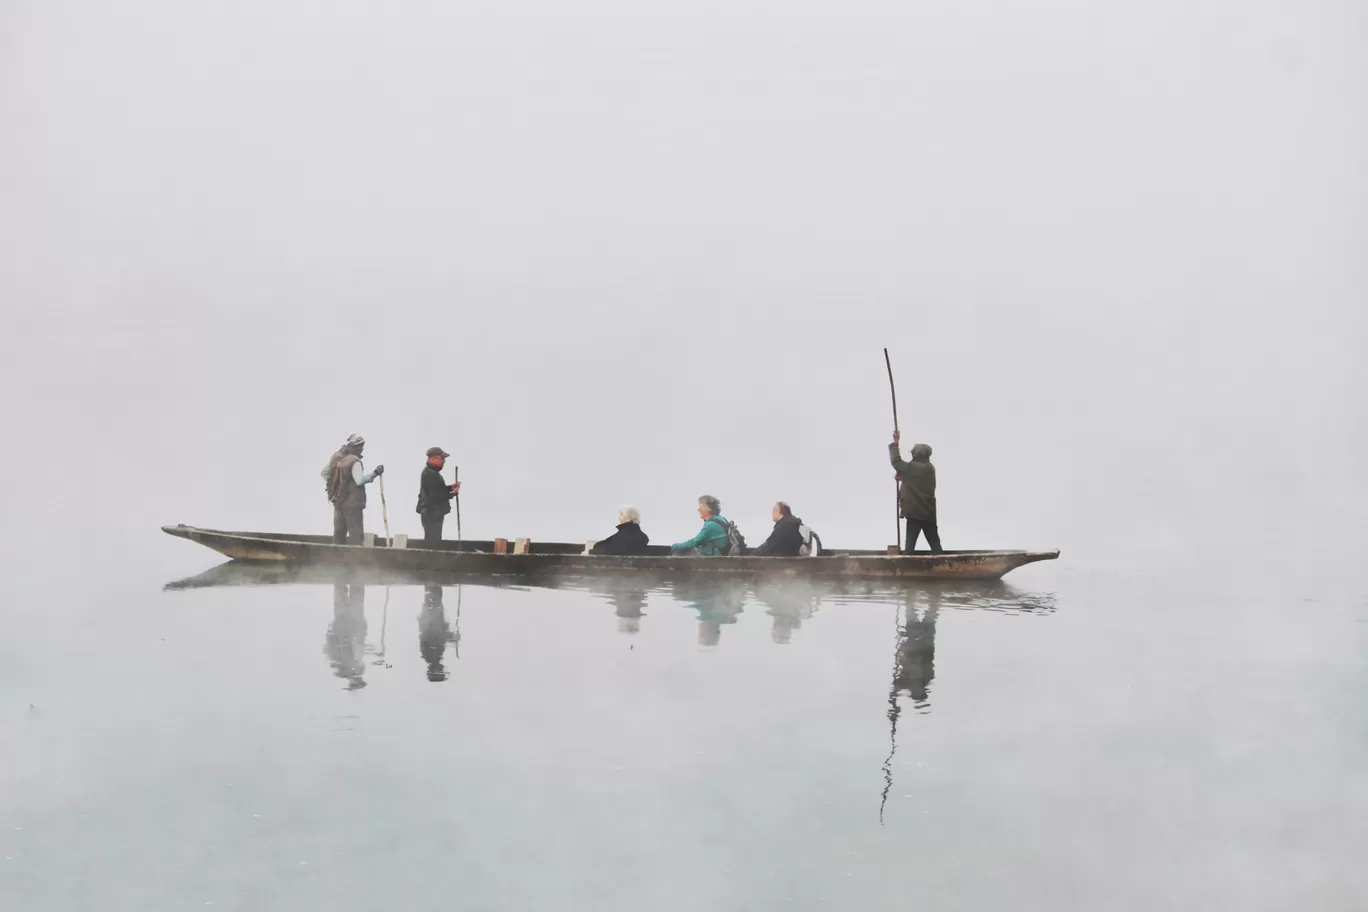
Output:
[670, 495, 732, 556]
[889, 430, 942, 554]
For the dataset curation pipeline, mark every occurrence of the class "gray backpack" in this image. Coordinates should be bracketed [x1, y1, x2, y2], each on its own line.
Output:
[709, 518, 747, 556]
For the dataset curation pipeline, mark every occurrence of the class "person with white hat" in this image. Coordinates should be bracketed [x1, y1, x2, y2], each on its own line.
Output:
[321, 434, 384, 545]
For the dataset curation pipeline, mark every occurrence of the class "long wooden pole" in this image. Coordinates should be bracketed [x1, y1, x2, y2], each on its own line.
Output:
[884, 348, 902, 552]
[378, 472, 391, 546]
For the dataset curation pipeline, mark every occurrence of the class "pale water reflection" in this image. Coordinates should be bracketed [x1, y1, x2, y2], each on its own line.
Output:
[324, 582, 368, 690]
[4, 560, 1361, 910]
[176, 565, 1062, 838]
[166, 561, 1056, 673]
[321, 582, 461, 687]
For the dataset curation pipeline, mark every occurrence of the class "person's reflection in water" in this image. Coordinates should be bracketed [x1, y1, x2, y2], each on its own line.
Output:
[892, 587, 940, 708]
[324, 582, 368, 690]
[672, 579, 747, 648]
[755, 583, 821, 644]
[418, 585, 452, 682]
[614, 588, 648, 635]
[586, 579, 651, 635]
[880, 584, 940, 821]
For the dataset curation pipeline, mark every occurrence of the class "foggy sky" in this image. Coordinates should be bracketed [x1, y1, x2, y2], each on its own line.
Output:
[3, 8, 1367, 910]
[2, 1, 1364, 573]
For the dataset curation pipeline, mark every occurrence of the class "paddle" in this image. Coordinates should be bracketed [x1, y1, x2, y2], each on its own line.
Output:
[884, 348, 902, 553]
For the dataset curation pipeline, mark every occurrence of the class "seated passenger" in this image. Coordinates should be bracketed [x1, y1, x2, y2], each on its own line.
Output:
[591, 506, 651, 556]
[669, 495, 733, 556]
[753, 501, 805, 557]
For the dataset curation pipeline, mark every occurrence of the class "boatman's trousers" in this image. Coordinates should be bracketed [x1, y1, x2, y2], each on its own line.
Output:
[420, 512, 444, 546]
[904, 519, 943, 554]
[333, 505, 364, 546]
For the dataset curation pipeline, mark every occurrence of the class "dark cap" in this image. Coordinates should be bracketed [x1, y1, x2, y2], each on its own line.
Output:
[426, 446, 450, 458]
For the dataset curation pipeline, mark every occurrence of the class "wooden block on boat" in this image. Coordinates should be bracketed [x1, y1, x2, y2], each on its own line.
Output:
[514, 537, 531, 555]
[886, 545, 900, 556]
[391, 534, 408, 550]
[494, 538, 508, 555]
[363, 533, 376, 548]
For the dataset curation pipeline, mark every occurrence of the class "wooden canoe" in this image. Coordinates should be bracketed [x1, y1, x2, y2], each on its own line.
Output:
[161, 524, 1059, 581]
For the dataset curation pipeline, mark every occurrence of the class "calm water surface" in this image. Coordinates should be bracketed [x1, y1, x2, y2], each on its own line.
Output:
[2, 555, 1365, 910]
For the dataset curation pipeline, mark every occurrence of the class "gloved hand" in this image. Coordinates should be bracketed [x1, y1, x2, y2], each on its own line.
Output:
[374, 464, 385, 477]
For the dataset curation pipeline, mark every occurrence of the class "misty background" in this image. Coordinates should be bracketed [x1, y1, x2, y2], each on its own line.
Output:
[3, 0, 1364, 573]
[2, 2, 1366, 909]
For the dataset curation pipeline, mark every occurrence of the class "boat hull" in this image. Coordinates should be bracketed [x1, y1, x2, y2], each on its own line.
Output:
[162, 525, 1058, 581]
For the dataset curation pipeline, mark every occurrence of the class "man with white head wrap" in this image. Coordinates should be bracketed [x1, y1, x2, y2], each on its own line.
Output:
[321, 434, 384, 545]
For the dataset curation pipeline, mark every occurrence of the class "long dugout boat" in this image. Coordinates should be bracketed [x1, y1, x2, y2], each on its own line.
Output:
[162, 524, 1059, 582]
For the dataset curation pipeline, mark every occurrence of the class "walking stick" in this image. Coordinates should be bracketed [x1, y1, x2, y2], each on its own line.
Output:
[884, 348, 902, 553]
[379, 472, 391, 546]
[453, 465, 462, 551]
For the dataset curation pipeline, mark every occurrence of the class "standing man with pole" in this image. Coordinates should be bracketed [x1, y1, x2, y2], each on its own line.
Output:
[416, 446, 461, 546]
[889, 433, 942, 554]
[323, 434, 384, 545]
[885, 348, 942, 554]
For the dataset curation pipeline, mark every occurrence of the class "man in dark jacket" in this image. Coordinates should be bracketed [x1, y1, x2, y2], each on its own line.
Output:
[889, 430, 942, 553]
[754, 502, 805, 557]
[592, 506, 651, 556]
[415, 446, 460, 545]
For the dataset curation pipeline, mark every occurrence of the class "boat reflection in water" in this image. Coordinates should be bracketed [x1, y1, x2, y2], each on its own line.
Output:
[168, 562, 1057, 823]
[164, 564, 1055, 692]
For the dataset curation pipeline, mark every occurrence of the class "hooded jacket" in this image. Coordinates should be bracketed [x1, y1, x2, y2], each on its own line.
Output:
[754, 514, 805, 557]
[889, 443, 937, 522]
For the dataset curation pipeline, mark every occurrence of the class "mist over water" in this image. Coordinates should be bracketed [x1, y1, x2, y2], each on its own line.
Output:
[3, 1, 1366, 909]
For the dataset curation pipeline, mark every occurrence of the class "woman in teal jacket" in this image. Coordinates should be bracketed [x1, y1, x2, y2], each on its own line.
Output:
[671, 495, 730, 556]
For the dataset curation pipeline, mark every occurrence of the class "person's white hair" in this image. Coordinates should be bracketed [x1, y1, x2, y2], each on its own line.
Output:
[617, 505, 640, 524]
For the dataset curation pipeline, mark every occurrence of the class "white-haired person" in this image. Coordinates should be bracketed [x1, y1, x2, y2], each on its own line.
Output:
[590, 506, 651, 556]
